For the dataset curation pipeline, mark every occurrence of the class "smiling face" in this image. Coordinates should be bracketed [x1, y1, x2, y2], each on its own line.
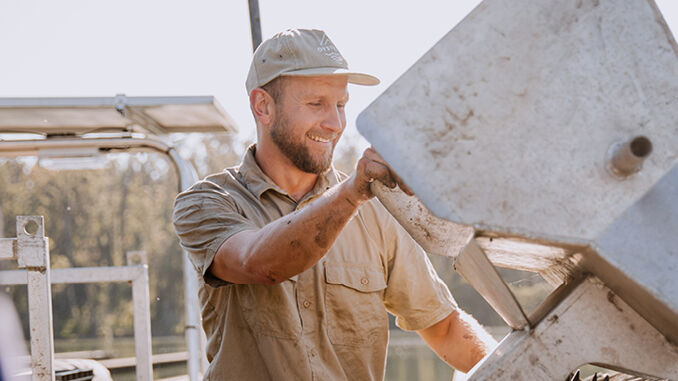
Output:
[266, 75, 349, 174]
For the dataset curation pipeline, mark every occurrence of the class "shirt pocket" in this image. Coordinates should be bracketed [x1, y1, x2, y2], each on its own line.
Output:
[239, 281, 302, 340]
[324, 265, 389, 347]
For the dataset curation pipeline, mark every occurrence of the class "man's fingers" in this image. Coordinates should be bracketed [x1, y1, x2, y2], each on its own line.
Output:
[363, 160, 396, 188]
[363, 147, 414, 196]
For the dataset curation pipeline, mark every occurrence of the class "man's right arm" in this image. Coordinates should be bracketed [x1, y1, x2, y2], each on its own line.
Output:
[210, 180, 363, 285]
[209, 148, 405, 285]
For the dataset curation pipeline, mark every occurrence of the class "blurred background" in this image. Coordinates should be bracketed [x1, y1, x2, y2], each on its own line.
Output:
[2, 1, 677, 379]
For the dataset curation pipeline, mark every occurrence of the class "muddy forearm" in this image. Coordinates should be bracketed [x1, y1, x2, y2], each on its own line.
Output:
[214, 179, 366, 284]
[212, 147, 403, 284]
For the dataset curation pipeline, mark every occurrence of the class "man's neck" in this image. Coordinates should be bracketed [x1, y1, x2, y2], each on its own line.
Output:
[254, 143, 319, 202]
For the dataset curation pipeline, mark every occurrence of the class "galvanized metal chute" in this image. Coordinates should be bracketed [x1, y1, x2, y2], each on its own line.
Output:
[0, 95, 237, 381]
[358, 0, 678, 378]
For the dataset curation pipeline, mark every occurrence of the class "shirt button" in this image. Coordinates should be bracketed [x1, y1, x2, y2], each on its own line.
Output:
[303, 300, 311, 308]
[361, 278, 369, 286]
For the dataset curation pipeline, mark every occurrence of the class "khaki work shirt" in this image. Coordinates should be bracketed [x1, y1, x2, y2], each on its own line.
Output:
[173, 145, 457, 380]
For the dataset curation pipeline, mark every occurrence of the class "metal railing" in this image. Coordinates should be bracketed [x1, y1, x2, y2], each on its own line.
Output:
[0, 216, 153, 381]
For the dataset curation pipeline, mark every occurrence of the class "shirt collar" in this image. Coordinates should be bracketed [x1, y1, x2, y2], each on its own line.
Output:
[237, 144, 340, 202]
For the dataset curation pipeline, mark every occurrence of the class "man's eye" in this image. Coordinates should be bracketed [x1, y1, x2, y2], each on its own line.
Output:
[337, 104, 346, 109]
[308, 102, 321, 106]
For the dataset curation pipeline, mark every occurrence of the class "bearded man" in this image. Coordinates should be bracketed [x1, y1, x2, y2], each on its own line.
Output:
[173, 28, 495, 380]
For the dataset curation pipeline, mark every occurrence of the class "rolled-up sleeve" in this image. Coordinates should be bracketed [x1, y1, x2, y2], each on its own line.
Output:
[369, 202, 458, 331]
[173, 180, 258, 287]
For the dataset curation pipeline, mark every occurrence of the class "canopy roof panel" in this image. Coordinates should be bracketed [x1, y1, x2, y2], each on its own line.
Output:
[0, 95, 237, 135]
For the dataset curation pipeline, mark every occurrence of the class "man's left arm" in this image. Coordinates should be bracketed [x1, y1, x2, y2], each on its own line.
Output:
[372, 198, 497, 373]
[417, 310, 497, 373]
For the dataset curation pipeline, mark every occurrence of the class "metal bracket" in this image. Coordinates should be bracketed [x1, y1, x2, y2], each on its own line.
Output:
[114, 93, 127, 117]
[15, 216, 49, 269]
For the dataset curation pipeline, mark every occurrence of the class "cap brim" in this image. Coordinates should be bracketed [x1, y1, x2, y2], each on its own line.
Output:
[282, 67, 380, 86]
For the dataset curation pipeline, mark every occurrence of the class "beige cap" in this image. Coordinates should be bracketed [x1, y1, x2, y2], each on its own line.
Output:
[246, 28, 380, 94]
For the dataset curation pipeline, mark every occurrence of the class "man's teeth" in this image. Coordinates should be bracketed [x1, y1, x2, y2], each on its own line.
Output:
[309, 135, 330, 143]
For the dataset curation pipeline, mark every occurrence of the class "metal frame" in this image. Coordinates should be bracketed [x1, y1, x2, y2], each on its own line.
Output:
[0, 95, 237, 136]
[0, 134, 206, 380]
[0, 216, 54, 380]
[471, 276, 678, 379]
[0, 217, 154, 381]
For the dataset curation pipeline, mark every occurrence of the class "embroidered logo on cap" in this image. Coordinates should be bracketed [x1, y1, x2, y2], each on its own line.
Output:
[317, 34, 345, 65]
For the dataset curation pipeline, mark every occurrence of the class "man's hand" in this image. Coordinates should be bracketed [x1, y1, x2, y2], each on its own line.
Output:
[343, 147, 414, 205]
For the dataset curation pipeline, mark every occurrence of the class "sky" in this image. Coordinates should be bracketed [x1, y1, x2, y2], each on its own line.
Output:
[1, 0, 677, 157]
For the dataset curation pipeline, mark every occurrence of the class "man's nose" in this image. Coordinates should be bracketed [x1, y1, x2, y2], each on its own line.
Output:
[322, 105, 344, 132]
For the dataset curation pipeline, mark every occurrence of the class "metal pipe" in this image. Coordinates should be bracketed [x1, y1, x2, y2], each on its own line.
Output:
[167, 147, 205, 379]
[607, 136, 653, 178]
[15, 217, 55, 381]
[248, 0, 262, 52]
[0, 266, 146, 285]
[132, 266, 153, 381]
[0, 136, 171, 157]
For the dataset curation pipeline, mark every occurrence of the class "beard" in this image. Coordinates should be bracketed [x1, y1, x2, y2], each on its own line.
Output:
[269, 112, 335, 175]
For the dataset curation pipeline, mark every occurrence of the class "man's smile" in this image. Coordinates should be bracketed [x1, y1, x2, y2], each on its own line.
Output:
[307, 133, 332, 144]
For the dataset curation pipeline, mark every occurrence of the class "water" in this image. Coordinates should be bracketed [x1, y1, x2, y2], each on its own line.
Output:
[55, 336, 186, 381]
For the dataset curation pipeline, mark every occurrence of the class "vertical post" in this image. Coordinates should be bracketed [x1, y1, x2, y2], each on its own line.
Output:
[183, 253, 202, 380]
[248, 0, 262, 52]
[131, 264, 153, 381]
[199, 318, 209, 372]
[169, 147, 205, 380]
[16, 216, 54, 381]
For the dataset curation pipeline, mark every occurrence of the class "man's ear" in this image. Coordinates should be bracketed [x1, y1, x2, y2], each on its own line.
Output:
[250, 88, 275, 126]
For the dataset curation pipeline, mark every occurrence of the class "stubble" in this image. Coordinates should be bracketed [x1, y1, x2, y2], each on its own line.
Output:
[269, 111, 335, 175]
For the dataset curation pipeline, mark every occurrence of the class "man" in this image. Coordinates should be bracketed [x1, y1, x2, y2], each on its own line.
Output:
[173, 28, 495, 380]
